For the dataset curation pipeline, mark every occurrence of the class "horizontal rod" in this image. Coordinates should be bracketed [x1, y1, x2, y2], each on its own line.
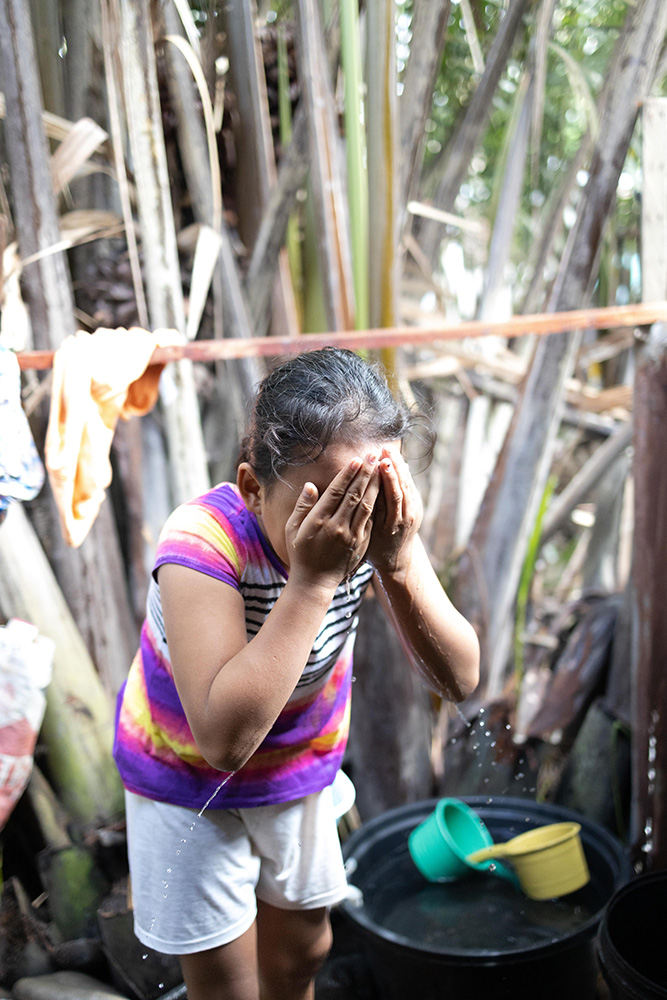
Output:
[15, 301, 667, 371]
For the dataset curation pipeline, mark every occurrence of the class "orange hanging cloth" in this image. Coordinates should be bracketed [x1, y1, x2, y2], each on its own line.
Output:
[45, 327, 182, 547]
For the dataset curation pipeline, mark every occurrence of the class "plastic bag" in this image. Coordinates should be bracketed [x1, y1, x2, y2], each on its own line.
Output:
[0, 618, 54, 830]
[0, 344, 45, 516]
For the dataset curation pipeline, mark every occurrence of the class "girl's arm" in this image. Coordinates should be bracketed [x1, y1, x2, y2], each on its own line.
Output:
[367, 448, 480, 702]
[159, 453, 380, 774]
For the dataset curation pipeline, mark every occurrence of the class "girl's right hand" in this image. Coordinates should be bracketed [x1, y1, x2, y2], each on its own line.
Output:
[285, 453, 381, 591]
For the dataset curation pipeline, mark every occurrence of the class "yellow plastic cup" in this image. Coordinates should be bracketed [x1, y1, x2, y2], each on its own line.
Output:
[466, 822, 590, 900]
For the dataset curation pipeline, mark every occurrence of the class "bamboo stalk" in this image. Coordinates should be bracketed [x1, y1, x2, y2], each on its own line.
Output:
[0, 503, 125, 826]
[340, 0, 368, 332]
[366, 0, 399, 381]
[14, 301, 667, 370]
[295, 0, 355, 331]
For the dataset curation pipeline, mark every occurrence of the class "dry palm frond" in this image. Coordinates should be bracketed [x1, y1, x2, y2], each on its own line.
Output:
[164, 33, 221, 234]
[51, 117, 109, 195]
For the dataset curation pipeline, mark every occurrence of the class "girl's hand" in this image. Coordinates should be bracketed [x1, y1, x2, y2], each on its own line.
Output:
[285, 453, 381, 590]
[366, 447, 422, 576]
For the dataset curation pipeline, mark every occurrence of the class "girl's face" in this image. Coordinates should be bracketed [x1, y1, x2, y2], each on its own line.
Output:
[238, 440, 399, 569]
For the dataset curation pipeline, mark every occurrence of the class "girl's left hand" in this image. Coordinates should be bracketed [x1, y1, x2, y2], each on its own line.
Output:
[365, 447, 423, 576]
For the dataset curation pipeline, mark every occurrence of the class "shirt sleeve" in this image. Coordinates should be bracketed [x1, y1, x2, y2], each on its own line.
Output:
[153, 500, 244, 590]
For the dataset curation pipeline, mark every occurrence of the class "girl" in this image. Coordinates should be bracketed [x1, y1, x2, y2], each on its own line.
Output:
[114, 347, 479, 1000]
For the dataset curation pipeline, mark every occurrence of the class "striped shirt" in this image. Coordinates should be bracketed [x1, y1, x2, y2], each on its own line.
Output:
[113, 482, 373, 809]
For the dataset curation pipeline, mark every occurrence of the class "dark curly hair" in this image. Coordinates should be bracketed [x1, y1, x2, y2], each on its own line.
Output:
[239, 348, 416, 488]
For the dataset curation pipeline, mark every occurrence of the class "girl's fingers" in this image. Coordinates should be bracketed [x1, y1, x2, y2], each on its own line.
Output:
[350, 466, 381, 534]
[313, 457, 364, 516]
[287, 482, 319, 533]
[379, 456, 404, 530]
[317, 453, 379, 517]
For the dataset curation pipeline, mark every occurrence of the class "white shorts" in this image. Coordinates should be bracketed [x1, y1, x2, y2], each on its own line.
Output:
[124, 785, 349, 955]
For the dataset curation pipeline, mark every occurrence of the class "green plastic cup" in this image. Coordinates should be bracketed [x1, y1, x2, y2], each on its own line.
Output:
[408, 798, 518, 886]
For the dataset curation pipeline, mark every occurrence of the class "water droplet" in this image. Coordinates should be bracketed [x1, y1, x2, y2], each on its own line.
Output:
[166, 867, 172, 874]
[485, 731, 491, 737]
[176, 849, 181, 856]
[142, 954, 149, 961]
[490, 741, 496, 748]
[488, 862, 496, 872]
[351, 675, 357, 683]
[479, 707, 485, 714]
[450, 738, 457, 745]
[505, 724, 512, 730]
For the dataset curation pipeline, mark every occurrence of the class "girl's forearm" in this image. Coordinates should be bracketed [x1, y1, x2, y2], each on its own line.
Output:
[373, 537, 480, 702]
[200, 578, 338, 772]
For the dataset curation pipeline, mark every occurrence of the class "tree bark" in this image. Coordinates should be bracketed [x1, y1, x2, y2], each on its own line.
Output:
[630, 96, 667, 870]
[631, 324, 667, 870]
[0, 0, 76, 350]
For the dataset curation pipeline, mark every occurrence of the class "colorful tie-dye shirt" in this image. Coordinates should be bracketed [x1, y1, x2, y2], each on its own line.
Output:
[113, 482, 373, 810]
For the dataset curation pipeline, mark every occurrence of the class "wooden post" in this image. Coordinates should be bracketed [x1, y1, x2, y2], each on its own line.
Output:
[631, 97, 667, 869]
[0, 0, 76, 349]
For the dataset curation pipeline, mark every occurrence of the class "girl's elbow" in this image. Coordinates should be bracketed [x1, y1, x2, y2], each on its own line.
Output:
[453, 667, 479, 702]
[202, 745, 249, 774]
[452, 633, 481, 702]
[197, 729, 253, 774]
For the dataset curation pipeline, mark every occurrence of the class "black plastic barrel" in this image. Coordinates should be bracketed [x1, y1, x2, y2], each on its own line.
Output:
[597, 870, 667, 999]
[340, 796, 631, 1000]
